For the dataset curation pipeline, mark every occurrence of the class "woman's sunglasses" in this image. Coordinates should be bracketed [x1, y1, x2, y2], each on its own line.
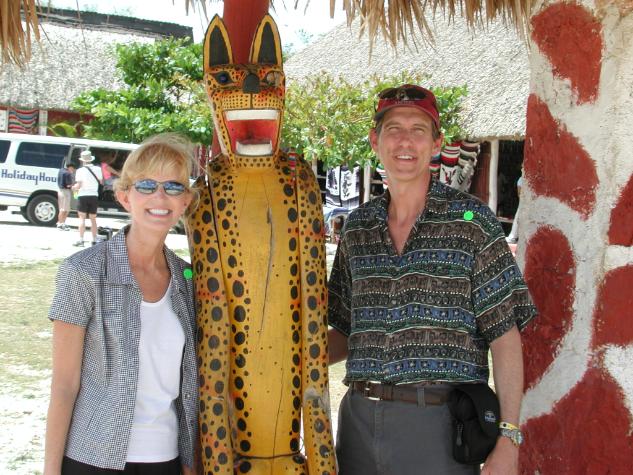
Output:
[133, 179, 187, 196]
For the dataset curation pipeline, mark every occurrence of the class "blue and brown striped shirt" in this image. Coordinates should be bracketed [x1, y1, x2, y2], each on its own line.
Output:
[328, 180, 537, 385]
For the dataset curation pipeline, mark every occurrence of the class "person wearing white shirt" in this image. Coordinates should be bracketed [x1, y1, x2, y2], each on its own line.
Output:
[72, 150, 103, 246]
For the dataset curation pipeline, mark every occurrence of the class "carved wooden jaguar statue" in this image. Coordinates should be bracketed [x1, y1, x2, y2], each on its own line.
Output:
[187, 14, 336, 475]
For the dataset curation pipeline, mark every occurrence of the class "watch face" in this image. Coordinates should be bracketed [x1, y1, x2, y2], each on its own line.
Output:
[501, 428, 524, 446]
[516, 432, 524, 445]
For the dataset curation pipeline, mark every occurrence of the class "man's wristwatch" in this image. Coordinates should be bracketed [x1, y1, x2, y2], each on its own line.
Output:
[499, 421, 524, 446]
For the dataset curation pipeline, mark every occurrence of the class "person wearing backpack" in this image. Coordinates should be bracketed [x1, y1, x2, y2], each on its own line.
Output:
[72, 150, 103, 247]
[56, 162, 76, 231]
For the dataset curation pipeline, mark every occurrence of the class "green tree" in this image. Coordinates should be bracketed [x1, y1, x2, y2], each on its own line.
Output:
[282, 72, 467, 169]
[71, 38, 213, 144]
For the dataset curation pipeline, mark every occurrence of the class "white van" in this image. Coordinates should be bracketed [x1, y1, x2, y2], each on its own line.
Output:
[0, 132, 137, 226]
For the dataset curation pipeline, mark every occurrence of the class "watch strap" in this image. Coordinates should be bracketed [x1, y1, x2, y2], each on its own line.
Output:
[499, 421, 520, 431]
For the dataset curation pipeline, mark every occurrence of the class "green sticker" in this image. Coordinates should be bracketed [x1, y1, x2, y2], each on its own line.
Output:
[183, 268, 193, 280]
[463, 210, 474, 221]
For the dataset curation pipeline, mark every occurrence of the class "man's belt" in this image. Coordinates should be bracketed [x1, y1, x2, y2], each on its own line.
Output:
[350, 381, 451, 405]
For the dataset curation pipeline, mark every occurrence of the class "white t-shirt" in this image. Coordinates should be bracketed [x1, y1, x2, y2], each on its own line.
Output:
[126, 284, 185, 463]
[75, 165, 103, 197]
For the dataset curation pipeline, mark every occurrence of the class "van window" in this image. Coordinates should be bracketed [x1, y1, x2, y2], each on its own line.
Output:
[15, 142, 70, 168]
[0, 140, 9, 163]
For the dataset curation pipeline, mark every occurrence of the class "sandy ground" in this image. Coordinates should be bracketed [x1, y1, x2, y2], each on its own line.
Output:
[0, 208, 342, 474]
[0, 209, 189, 265]
[0, 210, 163, 474]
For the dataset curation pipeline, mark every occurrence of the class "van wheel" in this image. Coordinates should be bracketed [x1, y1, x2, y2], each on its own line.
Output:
[26, 195, 58, 226]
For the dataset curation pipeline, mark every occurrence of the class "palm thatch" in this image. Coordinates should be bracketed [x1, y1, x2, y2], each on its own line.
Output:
[0, 0, 40, 67]
[180, 0, 531, 46]
[2, 0, 530, 65]
[330, 0, 531, 47]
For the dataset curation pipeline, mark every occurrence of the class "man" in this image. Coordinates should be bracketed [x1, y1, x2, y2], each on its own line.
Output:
[56, 162, 75, 230]
[328, 84, 537, 475]
[72, 150, 102, 246]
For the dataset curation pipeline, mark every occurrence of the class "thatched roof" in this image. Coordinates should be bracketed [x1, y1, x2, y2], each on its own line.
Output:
[285, 14, 529, 140]
[328, 0, 531, 48]
[0, 22, 153, 111]
[2, 1, 532, 66]
[0, 9, 193, 111]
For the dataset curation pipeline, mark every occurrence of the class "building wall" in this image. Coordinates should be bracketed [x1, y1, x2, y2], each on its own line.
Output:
[519, 1, 633, 472]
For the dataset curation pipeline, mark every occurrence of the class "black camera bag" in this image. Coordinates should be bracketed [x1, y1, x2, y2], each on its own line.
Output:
[447, 383, 500, 465]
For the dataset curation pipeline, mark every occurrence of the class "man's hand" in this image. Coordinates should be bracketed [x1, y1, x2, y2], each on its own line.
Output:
[481, 437, 519, 475]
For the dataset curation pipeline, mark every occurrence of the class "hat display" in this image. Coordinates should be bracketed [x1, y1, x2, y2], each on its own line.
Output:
[79, 150, 95, 162]
[374, 84, 440, 129]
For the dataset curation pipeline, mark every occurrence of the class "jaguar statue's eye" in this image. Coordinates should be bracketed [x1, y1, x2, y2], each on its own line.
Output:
[264, 71, 283, 87]
[214, 71, 232, 85]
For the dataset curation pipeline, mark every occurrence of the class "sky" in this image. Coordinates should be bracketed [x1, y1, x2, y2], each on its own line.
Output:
[47, 0, 346, 50]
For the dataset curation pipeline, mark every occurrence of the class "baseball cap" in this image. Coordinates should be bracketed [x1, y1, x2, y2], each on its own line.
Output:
[374, 84, 440, 130]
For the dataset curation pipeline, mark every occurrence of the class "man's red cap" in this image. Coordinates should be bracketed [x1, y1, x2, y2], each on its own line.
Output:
[374, 84, 440, 130]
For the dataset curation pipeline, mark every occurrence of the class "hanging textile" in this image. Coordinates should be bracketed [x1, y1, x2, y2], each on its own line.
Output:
[439, 141, 480, 192]
[8, 108, 39, 134]
[326, 165, 360, 209]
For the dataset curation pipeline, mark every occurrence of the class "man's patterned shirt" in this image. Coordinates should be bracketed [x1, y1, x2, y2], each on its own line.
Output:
[328, 180, 537, 385]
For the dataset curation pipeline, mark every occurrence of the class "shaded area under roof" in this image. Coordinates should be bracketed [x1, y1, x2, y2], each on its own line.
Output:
[39, 7, 193, 40]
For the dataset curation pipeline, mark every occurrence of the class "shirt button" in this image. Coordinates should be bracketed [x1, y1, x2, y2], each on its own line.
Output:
[185, 393, 191, 399]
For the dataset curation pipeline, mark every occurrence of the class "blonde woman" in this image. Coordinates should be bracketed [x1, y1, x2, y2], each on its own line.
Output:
[44, 134, 198, 475]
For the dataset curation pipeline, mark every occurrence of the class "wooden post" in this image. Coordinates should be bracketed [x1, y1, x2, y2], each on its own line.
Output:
[488, 139, 499, 214]
[362, 163, 371, 203]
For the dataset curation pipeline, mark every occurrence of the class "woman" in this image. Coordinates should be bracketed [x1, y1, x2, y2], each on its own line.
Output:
[44, 133, 198, 475]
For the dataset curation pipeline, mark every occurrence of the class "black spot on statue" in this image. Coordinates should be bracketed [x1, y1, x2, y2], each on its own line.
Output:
[208, 335, 220, 349]
[233, 280, 244, 297]
[207, 247, 218, 263]
[234, 305, 246, 322]
[207, 277, 219, 292]
[211, 306, 222, 321]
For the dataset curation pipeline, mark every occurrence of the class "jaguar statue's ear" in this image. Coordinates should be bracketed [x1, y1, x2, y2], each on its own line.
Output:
[249, 14, 282, 67]
[204, 14, 233, 71]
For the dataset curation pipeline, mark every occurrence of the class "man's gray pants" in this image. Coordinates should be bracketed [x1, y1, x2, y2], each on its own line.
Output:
[336, 389, 481, 475]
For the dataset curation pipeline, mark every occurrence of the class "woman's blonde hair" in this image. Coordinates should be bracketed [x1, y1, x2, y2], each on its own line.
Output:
[115, 133, 200, 211]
